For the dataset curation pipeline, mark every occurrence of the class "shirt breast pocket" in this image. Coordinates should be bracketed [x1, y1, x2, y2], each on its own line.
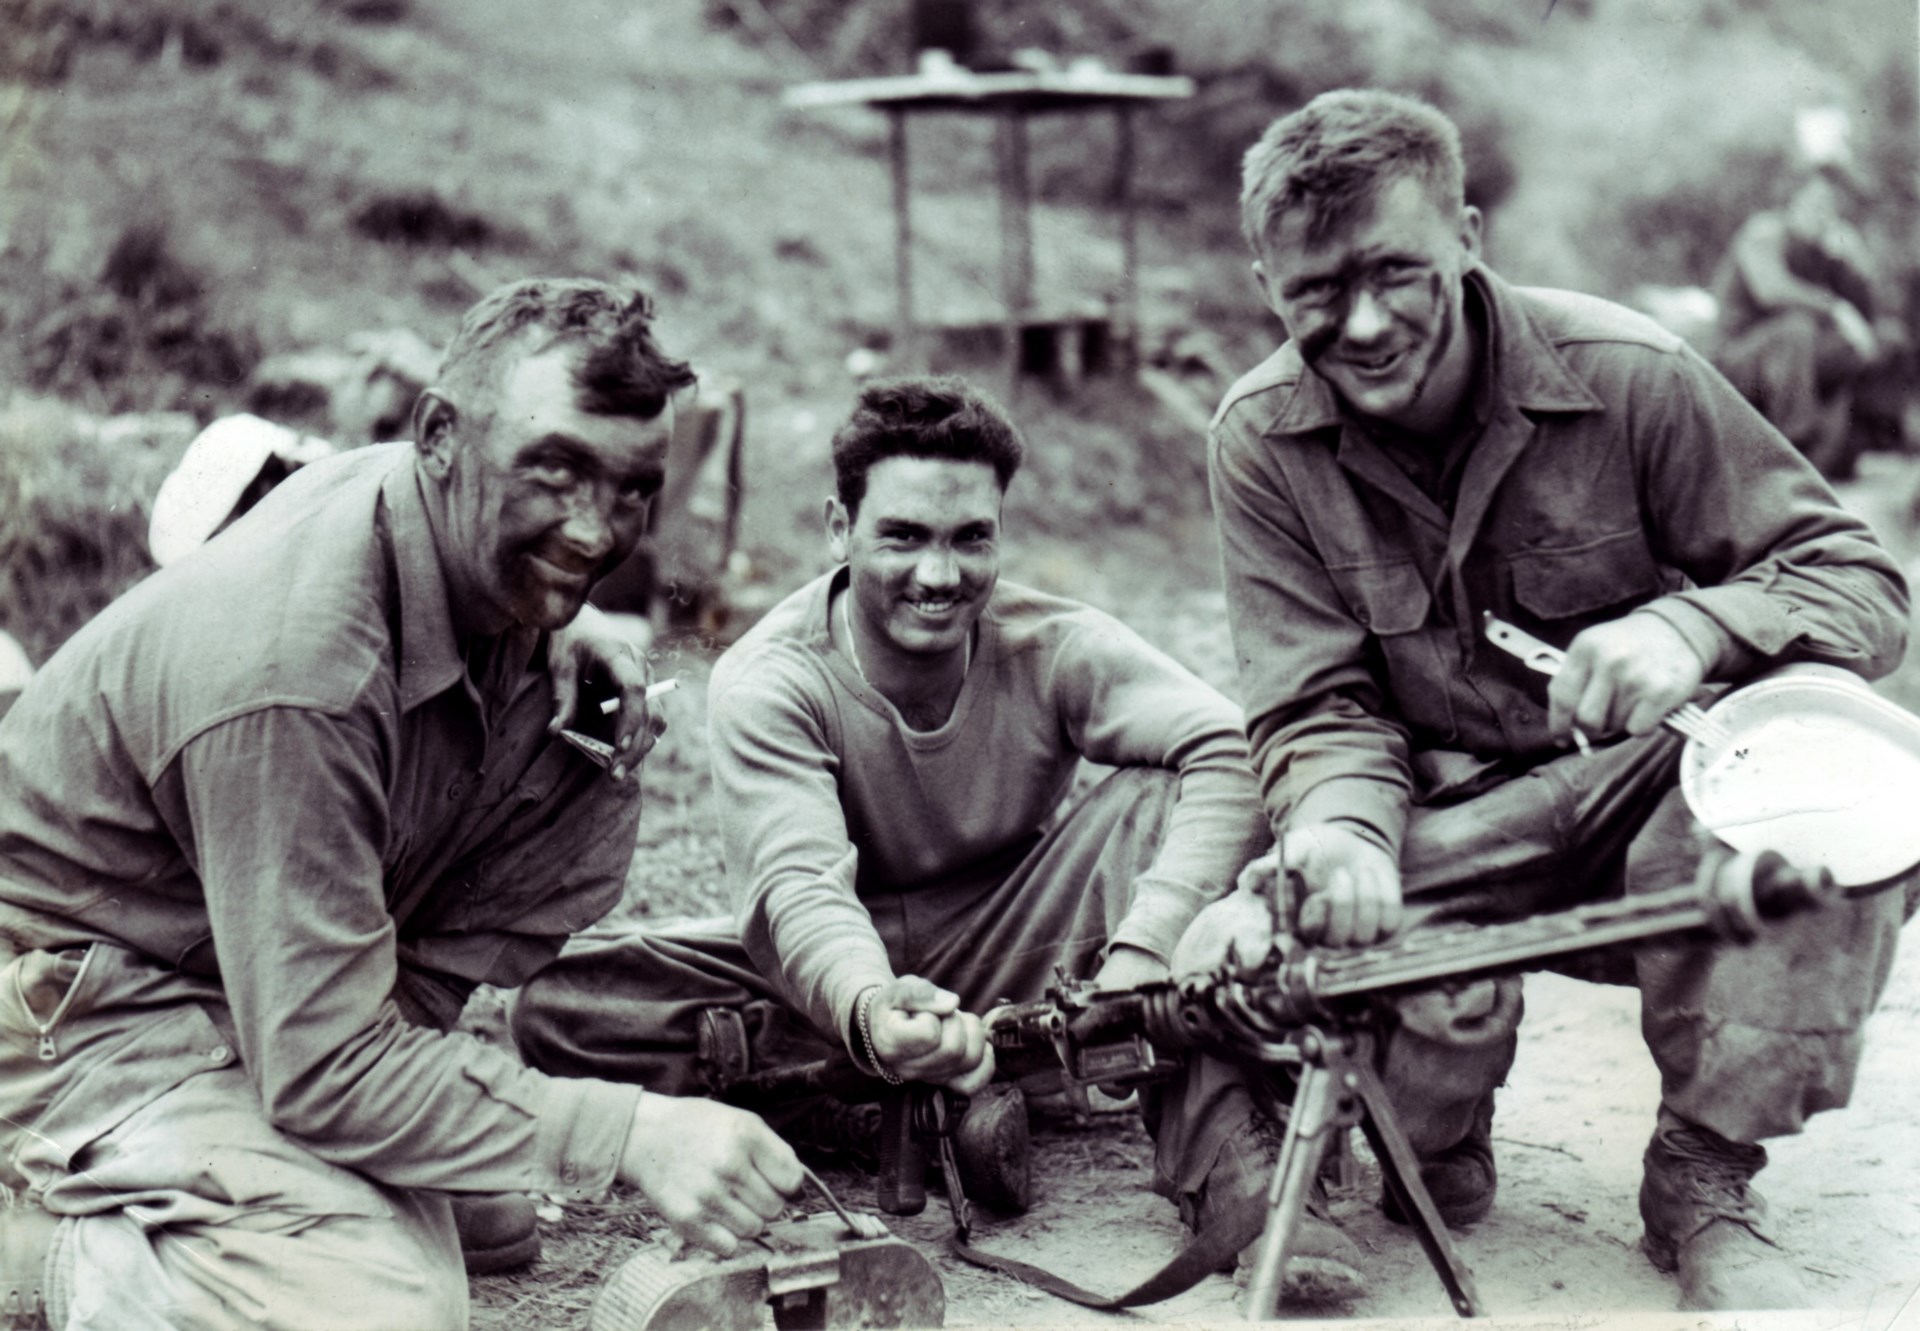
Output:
[1326, 560, 1455, 738]
[1508, 530, 1665, 624]
[1327, 559, 1432, 636]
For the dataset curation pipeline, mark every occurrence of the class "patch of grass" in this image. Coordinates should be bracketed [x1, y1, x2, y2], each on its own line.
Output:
[3, 0, 395, 89]
[10, 223, 261, 418]
[0, 398, 193, 664]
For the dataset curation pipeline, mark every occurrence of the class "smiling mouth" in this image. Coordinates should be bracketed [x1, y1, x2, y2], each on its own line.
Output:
[1344, 347, 1408, 377]
[908, 597, 960, 616]
[529, 553, 593, 587]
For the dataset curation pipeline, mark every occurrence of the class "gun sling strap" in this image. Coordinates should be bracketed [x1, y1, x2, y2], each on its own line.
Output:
[943, 1185, 1273, 1310]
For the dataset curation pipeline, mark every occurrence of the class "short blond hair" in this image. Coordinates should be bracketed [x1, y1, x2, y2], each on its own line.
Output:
[1240, 89, 1465, 255]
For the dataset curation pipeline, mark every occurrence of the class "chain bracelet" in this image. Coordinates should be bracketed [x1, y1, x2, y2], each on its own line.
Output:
[855, 986, 903, 1085]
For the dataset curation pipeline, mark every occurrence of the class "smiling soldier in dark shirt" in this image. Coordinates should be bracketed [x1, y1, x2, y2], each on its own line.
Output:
[1203, 89, 1912, 1312]
[0, 279, 802, 1329]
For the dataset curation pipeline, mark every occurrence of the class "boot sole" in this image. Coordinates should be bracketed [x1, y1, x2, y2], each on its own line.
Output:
[1381, 1184, 1495, 1229]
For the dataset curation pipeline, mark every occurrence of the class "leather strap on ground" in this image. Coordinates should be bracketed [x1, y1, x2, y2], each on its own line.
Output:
[944, 1186, 1271, 1310]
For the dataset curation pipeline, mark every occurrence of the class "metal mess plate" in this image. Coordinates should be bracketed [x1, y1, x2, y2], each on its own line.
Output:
[1680, 668, 1920, 888]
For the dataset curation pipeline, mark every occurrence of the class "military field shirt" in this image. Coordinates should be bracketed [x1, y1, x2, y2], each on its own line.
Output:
[0, 444, 642, 1198]
[1208, 266, 1909, 858]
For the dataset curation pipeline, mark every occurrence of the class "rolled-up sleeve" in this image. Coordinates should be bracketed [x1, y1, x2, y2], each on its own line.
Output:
[166, 706, 639, 1198]
[1209, 410, 1415, 856]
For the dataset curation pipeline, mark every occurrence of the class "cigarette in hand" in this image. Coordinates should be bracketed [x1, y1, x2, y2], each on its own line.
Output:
[599, 678, 680, 715]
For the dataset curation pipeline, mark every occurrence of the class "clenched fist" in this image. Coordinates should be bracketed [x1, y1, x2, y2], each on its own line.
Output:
[865, 974, 996, 1094]
[1285, 823, 1404, 948]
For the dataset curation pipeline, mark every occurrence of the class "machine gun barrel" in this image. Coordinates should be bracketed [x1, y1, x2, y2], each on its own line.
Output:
[986, 848, 1837, 1072]
[1274, 852, 1827, 1006]
[1263, 847, 1833, 1024]
[711, 849, 1837, 1102]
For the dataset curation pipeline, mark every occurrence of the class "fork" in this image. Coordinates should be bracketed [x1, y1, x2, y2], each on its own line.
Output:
[1481, 613, 1734, 750]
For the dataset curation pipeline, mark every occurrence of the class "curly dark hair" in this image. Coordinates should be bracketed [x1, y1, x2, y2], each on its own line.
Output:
[1241, 88, 1466, 255]
[438, 278, 696, 421]
[831, 375, 1025, 516]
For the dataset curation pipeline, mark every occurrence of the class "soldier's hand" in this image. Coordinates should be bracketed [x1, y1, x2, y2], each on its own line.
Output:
[1171, 855, 1281, 977]
[618, 1096, 802, 1258]
[1284, 823, 1404, 948]
[868, 975, 995, 1094]
[1550, 612, 1707, 741]
[546, 603, 666, 782]
[1091, 943, 1167, 991]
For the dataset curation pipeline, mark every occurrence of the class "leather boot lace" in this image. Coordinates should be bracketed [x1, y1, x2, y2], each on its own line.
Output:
[1655, 1124, 1772, 1240]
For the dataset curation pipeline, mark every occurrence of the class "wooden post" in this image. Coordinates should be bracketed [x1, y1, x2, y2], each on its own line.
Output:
[997, 106, 1033, 394]
[889, 108, 915, 368]
[1113, 103, 1140, 375]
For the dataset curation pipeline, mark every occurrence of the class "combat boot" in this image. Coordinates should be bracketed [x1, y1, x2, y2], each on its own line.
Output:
[0, 1190, 58, 1330]
[1382, 1089, 1498, 1228]
[1184, 1117, 1368, 1309]
[1639, 1109, 1809, 1310]
[453, 1193, 541, 1275]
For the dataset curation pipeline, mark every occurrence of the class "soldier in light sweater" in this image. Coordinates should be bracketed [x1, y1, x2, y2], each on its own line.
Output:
[514, 374, 1370, 1305]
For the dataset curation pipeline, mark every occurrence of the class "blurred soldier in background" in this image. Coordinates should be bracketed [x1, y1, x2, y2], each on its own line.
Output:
[1202, 88, 1911, 1313]
[1710, 165, 1888, 480]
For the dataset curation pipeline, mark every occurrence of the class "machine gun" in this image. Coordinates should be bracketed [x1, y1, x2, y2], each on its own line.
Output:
[700, 847, 1841, 1321]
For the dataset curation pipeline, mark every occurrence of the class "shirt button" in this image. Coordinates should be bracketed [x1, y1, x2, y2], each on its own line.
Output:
[447, 779, 467, 801]
[207, 1045, 231, 1064]
[561, 1164, 579, 1185]
[1355, 609, 1371, 626]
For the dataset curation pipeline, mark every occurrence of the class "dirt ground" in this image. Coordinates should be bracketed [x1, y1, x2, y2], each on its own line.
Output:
[471, 911, 1920, 1331]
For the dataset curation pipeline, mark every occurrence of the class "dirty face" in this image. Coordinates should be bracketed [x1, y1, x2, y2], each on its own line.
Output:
[423, 344, 673, 634]
[828, 456, 1002, 663]
[1254, 173, 1482, 434]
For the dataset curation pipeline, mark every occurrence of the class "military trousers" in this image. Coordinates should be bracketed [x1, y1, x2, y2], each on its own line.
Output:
[1388, 726, 1908, 1150]
[513, 766, 1265, 1206]
[0, 943, 467, 1331]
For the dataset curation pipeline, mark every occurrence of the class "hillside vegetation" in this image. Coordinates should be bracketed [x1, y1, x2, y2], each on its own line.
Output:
[2, 0, 1915, 665]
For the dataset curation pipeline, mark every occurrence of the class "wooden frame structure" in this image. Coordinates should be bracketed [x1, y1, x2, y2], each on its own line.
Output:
[786, 68, 1194, 383]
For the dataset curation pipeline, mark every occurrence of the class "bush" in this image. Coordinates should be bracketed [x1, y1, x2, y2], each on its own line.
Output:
[351, 191, 517, 251]
[2, 0, 393, 88]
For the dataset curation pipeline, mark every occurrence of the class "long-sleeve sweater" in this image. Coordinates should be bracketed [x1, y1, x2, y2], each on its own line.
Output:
[709, 571, 1268, 1045]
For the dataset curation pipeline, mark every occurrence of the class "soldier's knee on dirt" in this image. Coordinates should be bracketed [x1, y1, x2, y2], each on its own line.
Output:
[1378, 976, 1523, 1158]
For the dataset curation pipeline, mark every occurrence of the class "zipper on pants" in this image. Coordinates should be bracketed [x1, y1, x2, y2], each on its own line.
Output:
[11, 946, 98, 1062]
